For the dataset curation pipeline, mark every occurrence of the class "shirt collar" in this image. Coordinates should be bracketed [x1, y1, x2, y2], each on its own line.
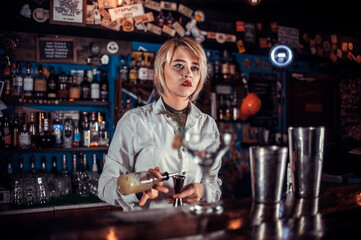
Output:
[152, 97, 202, 121]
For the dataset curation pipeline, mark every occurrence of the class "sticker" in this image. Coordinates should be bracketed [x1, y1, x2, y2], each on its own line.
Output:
[323, 41, 331, 51]
[236, 21, 245, 32]
[225, 34, 236, 42]
[178, 4, 193, 18]
[98, 0, 117, 9]
[107, 41, 119, 54]
[147, 23, 162, 35]
[20, 4, 31, 18]
[99, 8, 111, 20]
[341, 42, 348, 51]
[101, 55, 109, 65]
[160, 1, 177, 11]
[237, 40, 246, 54]
[269, 44, 294, 68]
[215, 33, 226, 44]
[33, 8, 49, 22]
[315, 34, 322, 45]
[348, 42, 353, 51]
[329, 52, 338, 63]
[207, 32, 217, 39]
[144, 0, 161, 12]
[108, 3, 144, 22]
[101, 18, 121, 31]
[122, 18, 134, 32]
[331, 34, 337, 43]
[172, 21, 185, 37]
[135, 22, 147, 32]
[133, 12, 154, 24]
[259, 38, 268, 48]
[162, 25, 176, 37]
[356, 55, 361, 64]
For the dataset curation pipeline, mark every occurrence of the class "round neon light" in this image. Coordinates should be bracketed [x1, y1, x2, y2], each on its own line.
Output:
[269, 45, 294, 67]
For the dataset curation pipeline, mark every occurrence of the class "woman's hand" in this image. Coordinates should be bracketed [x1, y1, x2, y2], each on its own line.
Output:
[139, 167, 169, 206]
[172, 183, 204, 204]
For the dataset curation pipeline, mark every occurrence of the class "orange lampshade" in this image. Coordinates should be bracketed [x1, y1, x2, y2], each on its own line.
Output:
[240, 93, 262, 120]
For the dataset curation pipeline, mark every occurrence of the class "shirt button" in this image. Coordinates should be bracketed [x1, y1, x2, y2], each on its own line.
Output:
[166, 115, 170, 118]
[182, 148, 185, 152]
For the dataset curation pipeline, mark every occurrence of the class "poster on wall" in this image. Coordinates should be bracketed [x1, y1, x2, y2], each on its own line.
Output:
[278, 26, 299, 49]
[50, 0, 86, 26]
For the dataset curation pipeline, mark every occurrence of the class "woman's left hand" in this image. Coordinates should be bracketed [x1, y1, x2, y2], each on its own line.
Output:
[172, 183, 204, 204]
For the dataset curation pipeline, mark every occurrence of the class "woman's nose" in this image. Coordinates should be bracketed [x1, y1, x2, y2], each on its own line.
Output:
[183, 67, 193, 79]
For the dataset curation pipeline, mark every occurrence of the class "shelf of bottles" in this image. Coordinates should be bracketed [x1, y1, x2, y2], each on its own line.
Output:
[206, 49, 248, 123]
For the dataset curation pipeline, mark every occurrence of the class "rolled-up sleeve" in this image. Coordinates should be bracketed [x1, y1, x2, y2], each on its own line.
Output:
[97, 111, 139, 210]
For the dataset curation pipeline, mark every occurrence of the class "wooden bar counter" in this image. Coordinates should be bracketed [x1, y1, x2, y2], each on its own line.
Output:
[1, 183, 361, 239]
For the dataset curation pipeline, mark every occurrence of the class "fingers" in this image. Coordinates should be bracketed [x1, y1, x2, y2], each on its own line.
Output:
[148, 167, 162, 180]
[139, 193, 149, 206]
[153, 184, 169, 194]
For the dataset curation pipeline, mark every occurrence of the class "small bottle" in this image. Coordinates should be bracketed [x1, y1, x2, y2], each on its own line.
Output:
[7, 156, 13, 175]
[89, 112, 99, 147]
[137, 53, 148, 83]
[34, 65, 47, 103]
[3, 114, 13, 149]
[128, 57, 138, 84]
[57, 72, 69, 101]
[23, 62, 34, 103]
[2, 58, 12, 101]
[12, 113, 20, 148]
[69, 75, 81, 101]
[82, 112, 91, 147]
[19, 122, 31, 149]
[72, 154, 78, 173]
[91, 153, 99, 173]
[118, 56, 129, 82]
[47, 66, 58, 103]
[81, 70, 91, 100]
[155, 11, 165, 27]
[51, 156, 58, 175]
[90, 68, 100, 101]
[73, 121, 81, 147]
[52, 113, 63, 146]
[13, 62, 23, 102]
[100, 70, 109, 102]
[40, 156, 47, 173]
[63, 118, 73, 148]
[117, 171, 178, 195]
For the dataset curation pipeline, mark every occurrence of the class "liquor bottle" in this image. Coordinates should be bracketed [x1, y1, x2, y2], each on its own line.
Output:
[37, 112, 45, 138]
[118, 56, 129, 82]
[12, 113, 20, 148]
[218, 95, 225, 121]
[23, 62, 34, 103]
[38, 114, 56, 148]
[57, 72, 69, 101]
[99, 120, 110, 147]
[60, 154, 72, 196]
[231, 92, 240, 121]
[50, 156, 58, 175]
[224, 96, 231, 121]
[0, 115, 4, 149]
[69, 75, 81, 101]
[206, 51, 214, 84]
[13, 62, 23, 102]
[63, 118, 73, 148]
[82, 153, 89, 172]
[2, 58, 12, 101]
[47, 66, 58, 102]
[166, 11, 175, 27]
[52, 113, 63, 146]
[147, 57, 154, 82]
[29, 154, 36, 174]
[18, 154, 24, 174]
[40, 156, 47, 173]
[19, 122, 31, 149]
[29, 112, 37, 148]
[72, 154, 78, 173]
[155, 11, 165, 27]
[91, 153, 99, 173]
[82, 112, 91, 147]
[3, 114, 13, 149]
[7, 156, 13, 175]
[128, 57, 138, 84]
[89, 112, 99, 147]
[81, 70, 91, 100]
[221, 50, 231, 83]
[214, 51, 222, 84]
[73, 121, 81, 147]
[90, 68, 100, 101]
[137, 53, 148, 83]
[34, 65, 47, 103]
[100, 70, 109, 102]
[117, 171, 178, 195]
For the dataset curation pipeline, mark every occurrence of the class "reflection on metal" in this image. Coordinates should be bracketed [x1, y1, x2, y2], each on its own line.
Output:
[106, 227, 118, 240]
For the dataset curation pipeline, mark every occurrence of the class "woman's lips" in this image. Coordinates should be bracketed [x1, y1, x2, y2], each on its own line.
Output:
[181, 80, 192, 87]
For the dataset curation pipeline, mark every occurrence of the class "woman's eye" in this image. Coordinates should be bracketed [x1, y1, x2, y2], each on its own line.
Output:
[191, 66, 199, 71]
[174, 64, 184, 69]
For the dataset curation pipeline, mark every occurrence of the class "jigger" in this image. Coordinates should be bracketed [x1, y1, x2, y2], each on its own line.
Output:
[173, 175, 186, 207]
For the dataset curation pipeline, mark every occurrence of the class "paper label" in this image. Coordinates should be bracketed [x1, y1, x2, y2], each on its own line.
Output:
[108, 3, 144, 22]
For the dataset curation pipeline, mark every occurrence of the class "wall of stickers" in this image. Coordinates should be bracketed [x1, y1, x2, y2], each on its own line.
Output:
[10, 0, 360, 65]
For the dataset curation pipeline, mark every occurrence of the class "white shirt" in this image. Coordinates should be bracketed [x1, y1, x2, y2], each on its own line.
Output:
[98, 98, 222, 210]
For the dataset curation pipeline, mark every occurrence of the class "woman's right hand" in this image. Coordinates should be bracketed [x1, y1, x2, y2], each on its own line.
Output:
[139, 167, 169, 206]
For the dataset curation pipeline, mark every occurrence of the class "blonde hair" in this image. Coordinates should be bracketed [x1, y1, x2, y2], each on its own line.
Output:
[153, 37, 207, 102]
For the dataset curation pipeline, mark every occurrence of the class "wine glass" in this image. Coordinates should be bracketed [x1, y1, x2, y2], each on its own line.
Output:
[182, 131, 233, 214]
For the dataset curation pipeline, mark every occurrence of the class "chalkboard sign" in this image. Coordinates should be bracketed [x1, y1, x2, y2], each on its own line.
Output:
[248, 72, 279, 127]
[36, 37, 76, 63]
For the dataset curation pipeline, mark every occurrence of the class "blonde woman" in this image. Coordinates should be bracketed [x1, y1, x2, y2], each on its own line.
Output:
[98, 37, 221, 210]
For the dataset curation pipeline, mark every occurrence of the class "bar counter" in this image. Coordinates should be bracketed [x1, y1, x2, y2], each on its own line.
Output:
[1, 183, 361, 239]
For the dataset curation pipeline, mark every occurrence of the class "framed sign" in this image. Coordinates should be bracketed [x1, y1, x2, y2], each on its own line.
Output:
[50, 0, 86, 26]
[36, 37, 77, 63]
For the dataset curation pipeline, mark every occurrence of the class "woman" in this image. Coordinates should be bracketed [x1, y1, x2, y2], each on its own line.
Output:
[98, 37, 222, 210]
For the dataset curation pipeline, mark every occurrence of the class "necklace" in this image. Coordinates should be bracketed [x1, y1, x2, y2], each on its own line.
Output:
[163, 102, 190, 149]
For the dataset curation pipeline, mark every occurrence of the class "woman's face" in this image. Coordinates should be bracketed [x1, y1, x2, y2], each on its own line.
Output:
[163, 46, 201, 101]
